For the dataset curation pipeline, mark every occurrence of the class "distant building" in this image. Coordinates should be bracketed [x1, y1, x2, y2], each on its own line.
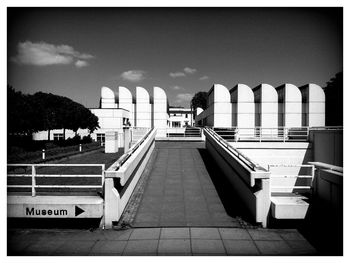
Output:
[168, 107, 194, 128]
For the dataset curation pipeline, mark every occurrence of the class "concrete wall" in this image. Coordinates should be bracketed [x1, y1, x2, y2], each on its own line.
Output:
[104, 129, 156, 228]
[299, 84, 325, 127]
[204, 129, 270, 227]
[136, 87, 152, 128]
[153, 87, 168, 137]
[118, 86, 135, 126]
[101, 86, 117, 108]
[253, 84, 278, 134]
[230, 84, 255, 129]
[308, 163, 343, 255]
[276, 84, 302, 127]
[206, 84, 232, 127]
[309, 129, 343, 166]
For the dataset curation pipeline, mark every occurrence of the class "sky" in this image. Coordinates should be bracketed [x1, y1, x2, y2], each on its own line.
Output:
[7, 7, 343, 108]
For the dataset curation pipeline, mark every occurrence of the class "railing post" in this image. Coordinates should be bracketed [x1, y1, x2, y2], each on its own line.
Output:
[31, 165, 36, 197]
[101, 164, 105, 187]
[259, 127, 262, 142]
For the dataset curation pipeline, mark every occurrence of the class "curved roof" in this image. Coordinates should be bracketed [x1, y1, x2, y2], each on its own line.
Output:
[101, 86, 115, 99]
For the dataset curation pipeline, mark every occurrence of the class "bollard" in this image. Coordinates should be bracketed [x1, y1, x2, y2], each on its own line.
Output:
[79, 144, 82, 152]
[42, 149, 45, 160]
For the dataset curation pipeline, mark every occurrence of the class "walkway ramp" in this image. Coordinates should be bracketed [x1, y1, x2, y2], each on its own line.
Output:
[125, 142, 239, 227]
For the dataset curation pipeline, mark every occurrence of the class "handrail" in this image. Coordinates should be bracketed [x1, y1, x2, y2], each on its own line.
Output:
[308, 162, 343, 173]
[7, 163, 105, 197]
[205, 127, 266, 172]
[113, 128, 154, 171]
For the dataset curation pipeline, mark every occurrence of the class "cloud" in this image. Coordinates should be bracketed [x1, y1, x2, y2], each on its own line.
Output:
[184, 67, 197, 74]
[172, 85, 183, 90]
[11, 41, 94, 67]
[199, 75, 209, 80]
[75, 60, 89, 68]
[170, 72, 186, 78]
[175, 93, 194, 104]
[120, 70, 146, 82]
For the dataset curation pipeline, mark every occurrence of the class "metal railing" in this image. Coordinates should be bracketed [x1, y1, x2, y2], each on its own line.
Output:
[112, 128, 154, 171]
[213, 126, 310, 142]
[205, 128, 266, 172]
[268, 164, 315, 192]
[156, 127, 202, 137]
[7, 164, 105, 197]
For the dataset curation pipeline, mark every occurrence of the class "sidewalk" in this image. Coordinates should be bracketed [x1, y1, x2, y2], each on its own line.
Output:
[8, 227, 317, 256]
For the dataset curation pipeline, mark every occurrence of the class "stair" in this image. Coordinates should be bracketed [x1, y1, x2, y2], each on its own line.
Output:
[184, 127, 201, 137]
[213, 128, 237, 141]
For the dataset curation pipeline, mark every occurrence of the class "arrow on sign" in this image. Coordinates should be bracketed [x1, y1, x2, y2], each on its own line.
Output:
[75, 206, 85, 217]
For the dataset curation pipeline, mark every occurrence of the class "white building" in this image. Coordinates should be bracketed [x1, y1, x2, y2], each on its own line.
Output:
[168, 107, 194, 128]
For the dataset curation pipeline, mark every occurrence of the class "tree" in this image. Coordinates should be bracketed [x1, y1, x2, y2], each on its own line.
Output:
[324, 72, 343, 126]
[191, 92, 208, 111]
[7, 87, 100, 140]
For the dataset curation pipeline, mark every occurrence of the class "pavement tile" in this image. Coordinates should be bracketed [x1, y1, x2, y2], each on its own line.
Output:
[160, 228, 190, 239]
[123, 240, 158, 255]
[254, 240, 294, 255]
[191, 228, 221, 239]
[285, 240, 317, 255]
[134, 212, 160, 223]
[53, 240, 97, 255]
[219, 228, 251, 240]
[129, 228, 161, 240]
[248, 229, 283, 240]
[23, 239, 66, 255]
[90, 240, 127, 254]
[223, 240, 260, 255]
[70, 230, 104, 240]
[102, 229, 133, 240]
[191, 239, 226, 255]
[278, 229, 306, 240]
[7, 239, 35, 255]
[158, 239, 191, 255]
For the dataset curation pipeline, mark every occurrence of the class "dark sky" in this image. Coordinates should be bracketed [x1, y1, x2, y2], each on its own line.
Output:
[7, 8, 343, 108]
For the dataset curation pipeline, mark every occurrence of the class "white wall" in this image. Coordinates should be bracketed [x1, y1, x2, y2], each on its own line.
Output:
[206, 84, 232, 127]
[276, 84, 302, 127]
[118, 86, 135, 126]
[230, 84, 255, 130]
[136, 86, 152, 128]
[253, 84, 278, 134]
[299, 84, 325, 127]
[101, 86, 117, 109]
[153, 87, 168, 136]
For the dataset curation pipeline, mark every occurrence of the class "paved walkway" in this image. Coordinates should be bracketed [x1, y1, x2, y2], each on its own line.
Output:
[8, 227, 317, 256]
[127, 142, 239, 227]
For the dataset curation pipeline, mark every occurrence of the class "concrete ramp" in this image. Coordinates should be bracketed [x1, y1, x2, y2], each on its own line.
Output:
[124, 142, 239, 228]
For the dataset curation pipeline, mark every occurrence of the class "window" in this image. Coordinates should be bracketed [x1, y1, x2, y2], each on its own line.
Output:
[185, 114, 188, 118]
[53, 133, 64, 141]
[172, 121, 181, 128]
[96, 133, 105, 143]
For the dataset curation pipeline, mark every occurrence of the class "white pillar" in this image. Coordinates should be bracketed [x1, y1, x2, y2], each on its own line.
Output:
[105, 131, 118, 153]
